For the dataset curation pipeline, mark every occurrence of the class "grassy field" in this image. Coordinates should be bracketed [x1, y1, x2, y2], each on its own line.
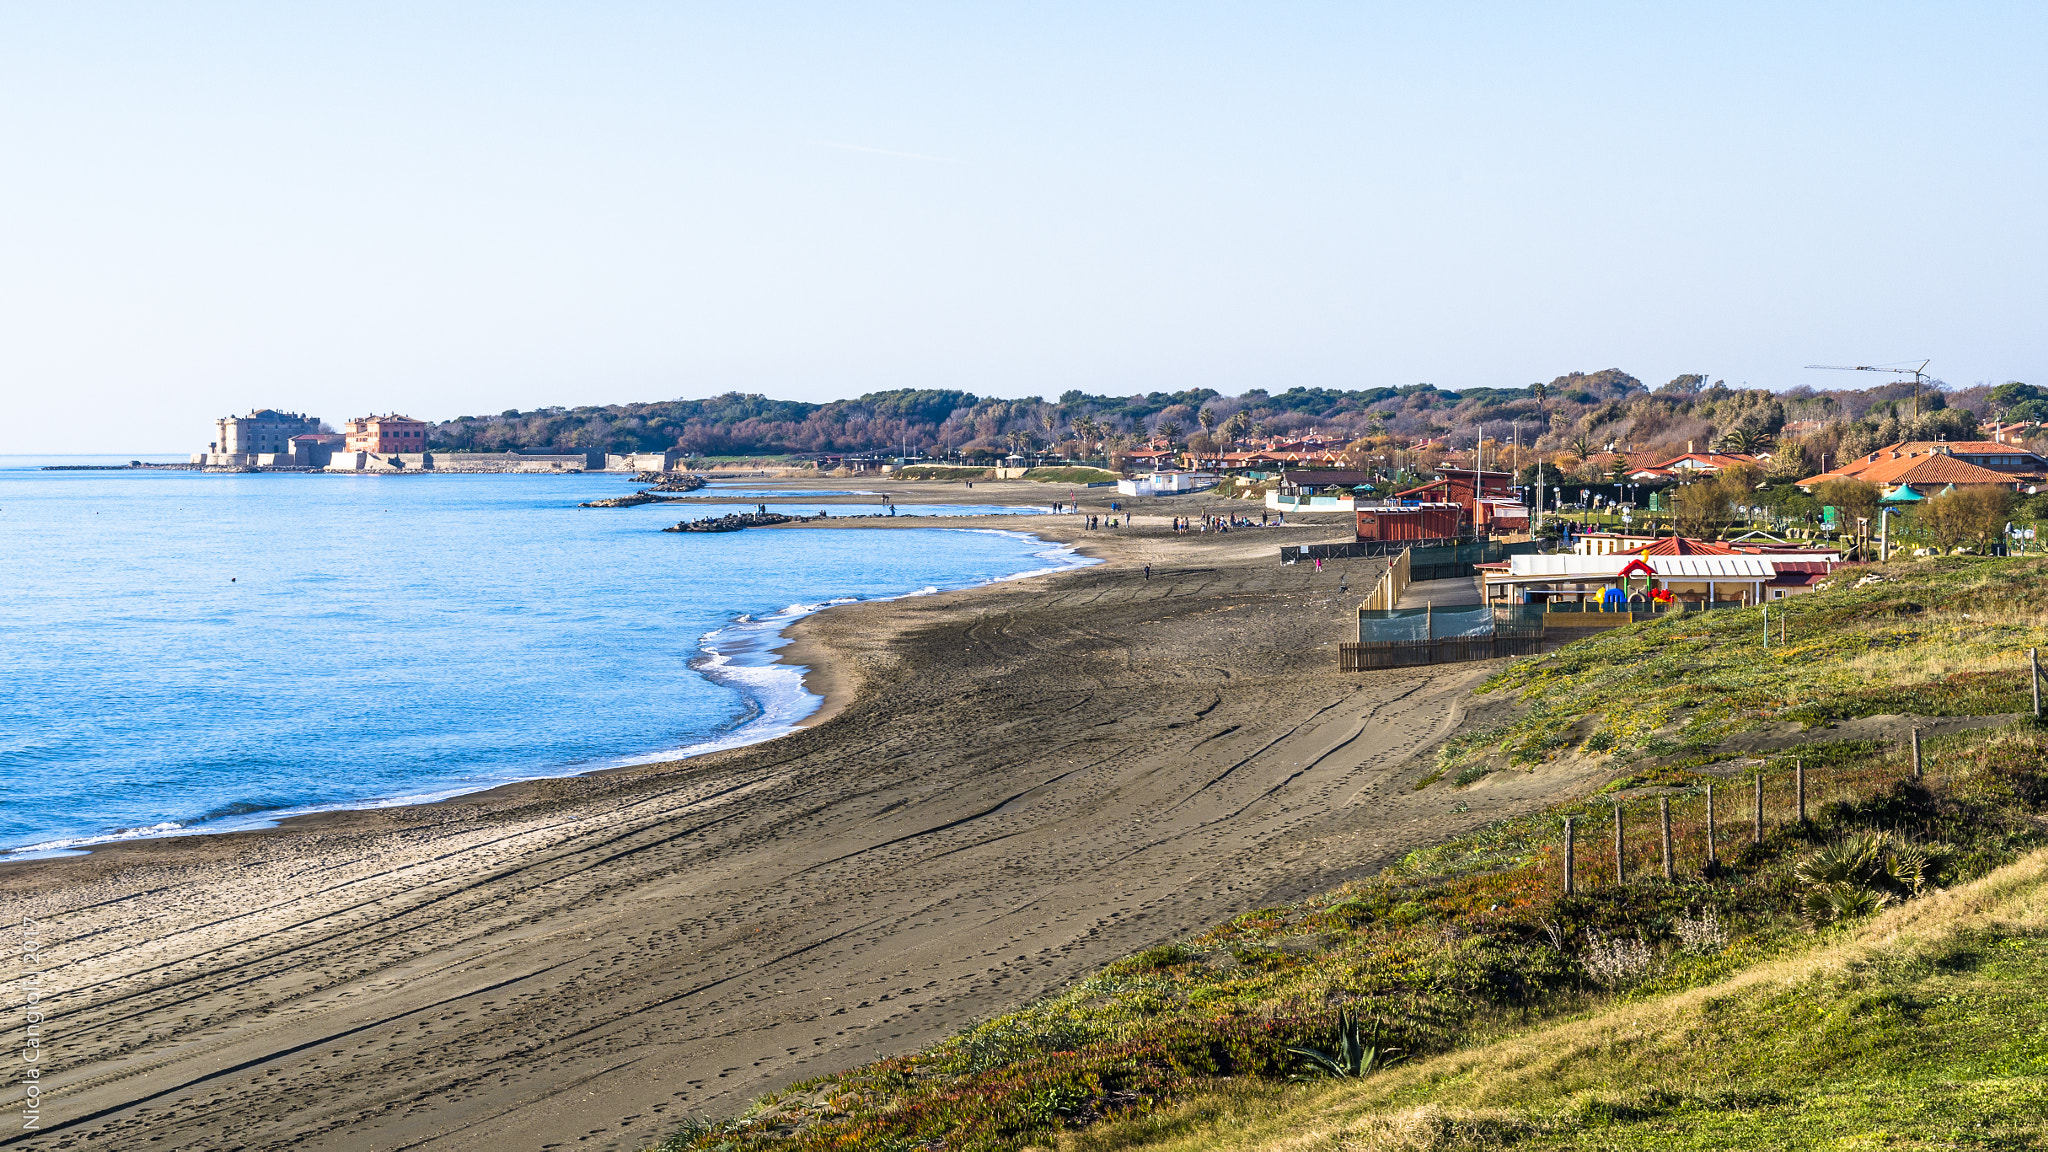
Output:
[1021, 466, 1120, 484]
[652, 557, 2048, 1152]
[894, 465, 996, 480]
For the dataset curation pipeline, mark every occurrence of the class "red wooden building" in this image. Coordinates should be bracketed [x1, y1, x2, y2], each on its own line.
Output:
[1355, 503, 1465, 542]
[1392, 468, 1518, 531]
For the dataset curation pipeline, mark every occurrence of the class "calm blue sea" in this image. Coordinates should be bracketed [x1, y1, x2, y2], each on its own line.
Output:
[0, 459, 1082, 855]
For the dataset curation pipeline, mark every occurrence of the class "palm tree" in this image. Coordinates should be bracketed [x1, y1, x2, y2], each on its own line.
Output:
[1199, 407, 1218, 437]
[1716, 427, 1774, 455]
[1156, 420, 1184, 446]
[1075, 417, 1098, 452]
[1221, 411, 1252, 446]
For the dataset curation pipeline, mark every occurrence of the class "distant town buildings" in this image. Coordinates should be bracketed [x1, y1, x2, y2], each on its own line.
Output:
[194, 407, 611, 472]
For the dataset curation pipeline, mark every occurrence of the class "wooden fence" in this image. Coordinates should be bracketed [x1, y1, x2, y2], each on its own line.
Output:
[1359, 548, 1411, 611]
[1554, 747, 1936, 893]
[1339, 633, 1546, 669]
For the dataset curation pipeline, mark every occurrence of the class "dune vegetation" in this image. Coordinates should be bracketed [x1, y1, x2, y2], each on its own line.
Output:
[1068, 846, 2048, 1151]
[653, 557, 2048, 1152]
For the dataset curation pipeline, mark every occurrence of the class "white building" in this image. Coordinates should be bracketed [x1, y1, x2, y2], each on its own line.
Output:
[1117, 472, 1218, 497]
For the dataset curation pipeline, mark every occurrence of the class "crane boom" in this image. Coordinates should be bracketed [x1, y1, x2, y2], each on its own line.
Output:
[1804, 360, 1932, 418]
[1803, 361, 1930, 376]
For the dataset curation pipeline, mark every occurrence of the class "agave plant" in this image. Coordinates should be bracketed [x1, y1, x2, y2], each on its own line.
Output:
[1794, 832, 1948, 925]
[1801, 881, 1892, 925]
[1288, 1008, 1404, 1080]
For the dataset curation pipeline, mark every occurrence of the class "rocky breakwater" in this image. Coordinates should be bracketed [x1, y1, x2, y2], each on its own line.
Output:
[579, 491, 667, 508]
[663, 511, 817, 533]
[581, 473, 707, 507]
[634, 471, 707, 491]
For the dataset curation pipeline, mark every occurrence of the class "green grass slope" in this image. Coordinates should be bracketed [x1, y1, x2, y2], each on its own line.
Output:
[1078, 850, 2048, 1151]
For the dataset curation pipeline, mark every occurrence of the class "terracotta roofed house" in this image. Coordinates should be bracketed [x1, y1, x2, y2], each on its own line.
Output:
[1985, 422, 2044, 447]
[1877, 440, 2047, 481]
[1795, 443, 2022, 494]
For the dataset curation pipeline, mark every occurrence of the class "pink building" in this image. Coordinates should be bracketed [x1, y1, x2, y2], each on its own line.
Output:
[342, 414, 429, 454]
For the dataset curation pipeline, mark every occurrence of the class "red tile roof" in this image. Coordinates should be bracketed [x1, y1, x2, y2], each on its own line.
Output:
[1639, 537, 1741, 555]
[1799, 451, 2016, 489]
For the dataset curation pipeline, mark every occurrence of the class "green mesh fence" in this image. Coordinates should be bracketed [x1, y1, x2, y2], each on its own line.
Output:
[1356, 604, 1544, 643]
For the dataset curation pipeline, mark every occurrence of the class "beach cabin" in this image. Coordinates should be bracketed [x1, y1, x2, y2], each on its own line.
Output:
[1354, 503, 1465, 543]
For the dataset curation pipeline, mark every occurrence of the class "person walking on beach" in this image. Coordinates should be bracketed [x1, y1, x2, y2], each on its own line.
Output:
[1314, 557, 1323, 574]
[1144, 564, 1152, 580]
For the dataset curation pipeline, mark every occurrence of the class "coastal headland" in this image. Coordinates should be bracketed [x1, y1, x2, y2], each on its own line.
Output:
[0, 486, 1608, 1152]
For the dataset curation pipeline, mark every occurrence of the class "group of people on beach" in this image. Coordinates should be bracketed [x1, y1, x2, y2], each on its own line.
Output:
[1171, 511, 1272, 535]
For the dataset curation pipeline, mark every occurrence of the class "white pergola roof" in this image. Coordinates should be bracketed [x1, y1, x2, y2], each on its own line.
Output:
[1647, 556, 1776, 578]
[1504, 555, 1775, 579]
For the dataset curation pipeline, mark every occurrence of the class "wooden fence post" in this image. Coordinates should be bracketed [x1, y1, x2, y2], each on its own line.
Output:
[1796, 758, 1807, 825]
[1911, 727, 1921, 779]
[2033, 647, 2041, 719]
[1660, 796, 1674, 881]
[1563, 817, 1576, 895]
[1705, 783, 1717, 866]
[1614, 803, 1626, 884]
[1753, 772, 1763, 845]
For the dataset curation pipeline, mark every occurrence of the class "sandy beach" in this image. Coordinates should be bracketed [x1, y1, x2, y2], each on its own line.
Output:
[0, 485, 1602, 1152]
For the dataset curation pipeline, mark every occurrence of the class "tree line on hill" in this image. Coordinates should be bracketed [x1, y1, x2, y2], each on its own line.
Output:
[423, 371, 2037, 472]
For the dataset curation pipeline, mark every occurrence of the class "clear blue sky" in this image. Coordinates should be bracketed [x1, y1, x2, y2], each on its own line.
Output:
[3, 3, 2042, 452]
